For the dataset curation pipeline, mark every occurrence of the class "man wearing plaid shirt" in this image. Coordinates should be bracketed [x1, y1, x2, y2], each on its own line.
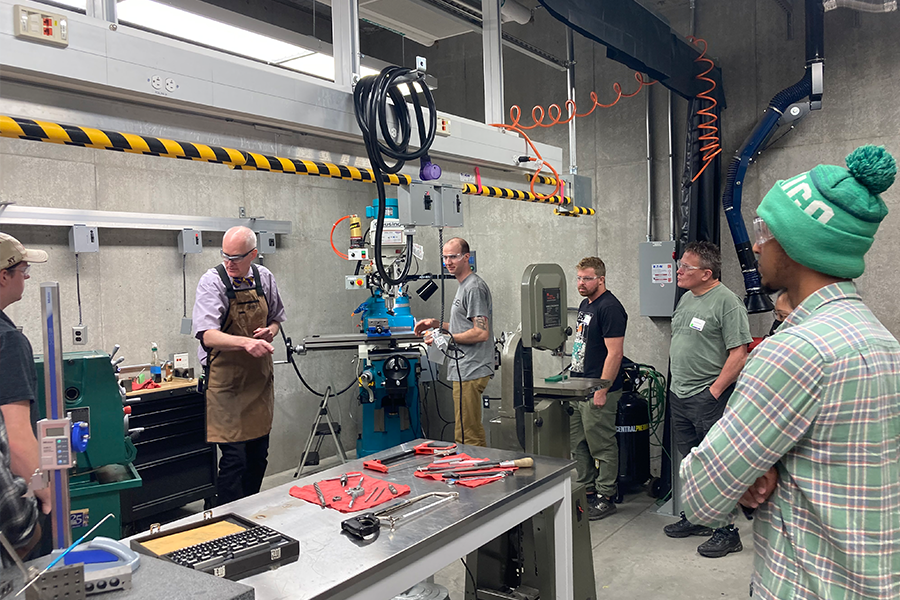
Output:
[681, 145, 900, 599]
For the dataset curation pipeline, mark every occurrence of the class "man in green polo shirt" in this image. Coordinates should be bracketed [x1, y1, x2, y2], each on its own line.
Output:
[663, 240, 751, 558]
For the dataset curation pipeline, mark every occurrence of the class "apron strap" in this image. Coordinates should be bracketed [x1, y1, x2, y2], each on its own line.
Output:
[215, 264, 237, 300]
[250, 263, 266, 301]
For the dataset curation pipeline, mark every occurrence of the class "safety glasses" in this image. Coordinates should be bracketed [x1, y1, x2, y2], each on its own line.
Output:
[753, 217, 775, 247]
[220, 249, 254, 262]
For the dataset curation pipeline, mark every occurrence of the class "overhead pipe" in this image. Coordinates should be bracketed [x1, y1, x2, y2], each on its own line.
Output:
[721, 0, 824, 313]
[566, 27, 577, 175]
[668, 89, 675, 241]
[645, 83, 653, 241]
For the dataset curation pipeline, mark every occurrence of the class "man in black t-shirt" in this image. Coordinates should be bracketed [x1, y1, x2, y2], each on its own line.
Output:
[570, 257, 627, 520]
[0, 233, 50, 516]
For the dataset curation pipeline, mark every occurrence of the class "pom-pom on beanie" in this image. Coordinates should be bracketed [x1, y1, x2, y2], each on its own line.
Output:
[757, 145, 895, 279]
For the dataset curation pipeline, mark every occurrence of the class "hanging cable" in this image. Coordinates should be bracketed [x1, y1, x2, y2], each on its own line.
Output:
[686, 37, 722, 182]
[75, 253, 83, 326]
[353, 66, 437, 287]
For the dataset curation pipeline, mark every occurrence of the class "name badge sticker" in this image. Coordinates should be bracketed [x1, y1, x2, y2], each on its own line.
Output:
[690, 317, 706, 332]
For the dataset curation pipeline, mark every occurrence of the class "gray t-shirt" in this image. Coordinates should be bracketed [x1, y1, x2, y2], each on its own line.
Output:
[669, 282, 752, 398]
[447, 273, 494, 382]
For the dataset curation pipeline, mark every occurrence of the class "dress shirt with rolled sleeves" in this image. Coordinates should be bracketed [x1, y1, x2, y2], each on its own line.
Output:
[192, 264, 286, 365]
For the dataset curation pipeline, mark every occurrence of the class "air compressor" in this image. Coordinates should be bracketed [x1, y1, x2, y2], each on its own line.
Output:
[616, 368, 651, 493]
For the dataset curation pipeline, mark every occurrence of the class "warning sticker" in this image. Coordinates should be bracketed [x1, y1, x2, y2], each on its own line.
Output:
[651, 263, 673, 284]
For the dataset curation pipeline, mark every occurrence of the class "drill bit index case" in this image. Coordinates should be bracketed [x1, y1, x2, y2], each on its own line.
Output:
[130, 513, 299, 581]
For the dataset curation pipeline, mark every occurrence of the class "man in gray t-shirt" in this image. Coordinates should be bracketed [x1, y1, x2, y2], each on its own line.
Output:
[414, 237, 493, 446]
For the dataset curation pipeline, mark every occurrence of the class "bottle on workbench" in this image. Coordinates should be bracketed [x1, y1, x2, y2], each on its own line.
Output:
[150, 342, 162, 383]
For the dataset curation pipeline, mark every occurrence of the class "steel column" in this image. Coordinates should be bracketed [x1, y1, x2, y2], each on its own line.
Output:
[481, 0, 504, 124]
[332, 0, 361, 89]
[86, 0, 117, 24]
[40, 282, 72, 549]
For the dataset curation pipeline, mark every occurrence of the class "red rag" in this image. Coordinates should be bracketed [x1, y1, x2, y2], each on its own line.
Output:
[289, 473, 411, 513]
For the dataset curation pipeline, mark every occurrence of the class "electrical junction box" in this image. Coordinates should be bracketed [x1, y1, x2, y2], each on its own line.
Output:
[177, 229, 202, 254]
[257, 231, 276, 254]
[397, 183, 463, 228]
[14, 5, 69, 48]
[346, 275, 366, 289]
[560, 174, 593, 211]
[348, 248, 368, 261]
[639, 241, 677, 317]
[69, 225, 99, 253]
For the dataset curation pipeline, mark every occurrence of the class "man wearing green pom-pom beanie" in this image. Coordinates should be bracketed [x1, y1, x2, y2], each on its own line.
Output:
[680, 145, 900, 600]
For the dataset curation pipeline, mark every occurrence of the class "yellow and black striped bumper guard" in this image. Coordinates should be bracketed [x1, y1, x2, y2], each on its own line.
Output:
[0, 115, 593, 215]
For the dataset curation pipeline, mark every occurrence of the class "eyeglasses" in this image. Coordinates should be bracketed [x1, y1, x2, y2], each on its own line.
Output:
[220, 249, 254, 262]
[575, 276, 599, 282]
[753, 217, 775, 247]
[3, 264, 30, 276]
[441, 253, 466, 262]
[676, 260, 706, 272]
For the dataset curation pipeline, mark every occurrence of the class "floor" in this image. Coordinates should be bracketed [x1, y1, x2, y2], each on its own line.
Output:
[250, 462, 756, 599]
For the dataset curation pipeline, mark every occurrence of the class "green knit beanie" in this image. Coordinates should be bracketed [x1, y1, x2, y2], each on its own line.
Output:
[757, 145, 895, 279]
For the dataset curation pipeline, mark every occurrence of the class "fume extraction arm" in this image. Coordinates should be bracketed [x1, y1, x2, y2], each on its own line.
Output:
[722, 0, 825, 314]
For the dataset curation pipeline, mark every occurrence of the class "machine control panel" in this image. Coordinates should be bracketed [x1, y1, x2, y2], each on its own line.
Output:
[38, 418, 74, 469]
[346, 275, 367, 289]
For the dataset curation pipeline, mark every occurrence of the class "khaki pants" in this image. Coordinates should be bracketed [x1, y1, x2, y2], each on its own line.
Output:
[570, 390, 621, 498]
[452, 375, 490, 446]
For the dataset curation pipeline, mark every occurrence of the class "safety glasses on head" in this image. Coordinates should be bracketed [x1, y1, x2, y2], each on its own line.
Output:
[753, 217, 775, 247]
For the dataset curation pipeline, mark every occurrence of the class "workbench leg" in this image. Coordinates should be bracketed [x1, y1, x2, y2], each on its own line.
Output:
[553, 477, 574, 599]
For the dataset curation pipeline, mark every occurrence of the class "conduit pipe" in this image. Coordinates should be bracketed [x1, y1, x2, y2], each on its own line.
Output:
[645, 84, 653, 241]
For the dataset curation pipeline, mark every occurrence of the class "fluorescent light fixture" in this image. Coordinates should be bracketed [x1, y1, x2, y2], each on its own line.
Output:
[36, 0, 411, 88]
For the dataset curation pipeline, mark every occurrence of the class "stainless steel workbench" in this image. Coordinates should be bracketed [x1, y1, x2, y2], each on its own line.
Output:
[132, 441, 574, 600]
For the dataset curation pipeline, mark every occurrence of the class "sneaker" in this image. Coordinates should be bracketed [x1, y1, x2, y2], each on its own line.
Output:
[588, 495, 617, 521]
[663, 512, 714, 538]
[697, 526, 743, 558]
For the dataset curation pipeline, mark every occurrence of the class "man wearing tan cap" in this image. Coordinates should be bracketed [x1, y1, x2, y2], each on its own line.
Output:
[0, 232, 51, 515]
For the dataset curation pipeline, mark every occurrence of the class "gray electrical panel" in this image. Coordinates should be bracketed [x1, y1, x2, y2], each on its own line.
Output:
[257, 231, 276, 254]
[69, 225, 99, 253]
[177, 229, 202, 254]
[397, 183, 463, 228]
[639, 241, 677, 317]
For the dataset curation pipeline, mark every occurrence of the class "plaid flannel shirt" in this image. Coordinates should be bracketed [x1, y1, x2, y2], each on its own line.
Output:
[0, 411, 38, 561]
[680, 281, 900, 600]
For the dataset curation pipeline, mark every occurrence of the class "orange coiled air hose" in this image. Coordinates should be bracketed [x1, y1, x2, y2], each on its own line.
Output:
[495, 72, 656, 200]
[686, 36, 722, 182]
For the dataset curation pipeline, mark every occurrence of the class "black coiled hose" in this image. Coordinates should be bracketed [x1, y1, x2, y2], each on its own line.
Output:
[353, 66, 437, 287]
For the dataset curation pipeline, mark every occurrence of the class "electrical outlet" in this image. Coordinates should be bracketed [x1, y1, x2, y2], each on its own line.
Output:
[72, 325, 87, 345]
[436, 117, 451, 137]
[482, 394, 490, 409]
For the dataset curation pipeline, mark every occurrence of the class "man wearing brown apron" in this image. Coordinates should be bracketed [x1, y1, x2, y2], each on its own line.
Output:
[192, 227, 286, 506]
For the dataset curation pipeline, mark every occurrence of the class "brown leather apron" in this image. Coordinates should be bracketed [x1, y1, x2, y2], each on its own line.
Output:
[205, 264, 275, 443]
